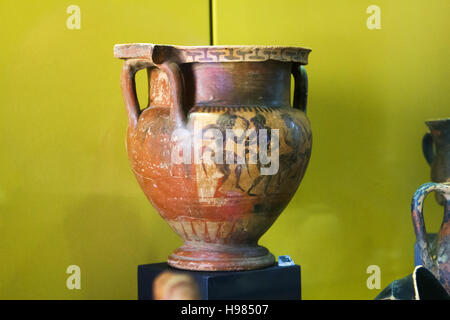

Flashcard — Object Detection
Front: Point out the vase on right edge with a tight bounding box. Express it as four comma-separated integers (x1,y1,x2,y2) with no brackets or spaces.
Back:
411,182,450,294
422,118,450,205
375,266,449,300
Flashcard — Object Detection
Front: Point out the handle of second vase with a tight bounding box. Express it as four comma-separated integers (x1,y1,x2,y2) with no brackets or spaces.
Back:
120,59,185,129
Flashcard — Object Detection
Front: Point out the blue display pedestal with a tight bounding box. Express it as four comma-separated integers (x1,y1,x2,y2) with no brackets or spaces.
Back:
138,262,301,300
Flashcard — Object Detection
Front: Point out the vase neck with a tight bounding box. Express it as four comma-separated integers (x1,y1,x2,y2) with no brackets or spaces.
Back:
180,61,292,109
427,119,450,149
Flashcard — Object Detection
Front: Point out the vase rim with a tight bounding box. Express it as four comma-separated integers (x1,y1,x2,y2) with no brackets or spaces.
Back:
425,117,450,125
114,43,311,64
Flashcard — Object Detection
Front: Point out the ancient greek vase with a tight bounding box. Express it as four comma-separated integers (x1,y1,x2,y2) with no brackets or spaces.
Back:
411,182,450,294
422,118,450,205
114,44,312,271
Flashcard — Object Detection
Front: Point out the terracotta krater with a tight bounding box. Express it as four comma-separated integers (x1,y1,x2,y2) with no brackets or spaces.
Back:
114,44,312,271
411,182,450,294
422,118,450,205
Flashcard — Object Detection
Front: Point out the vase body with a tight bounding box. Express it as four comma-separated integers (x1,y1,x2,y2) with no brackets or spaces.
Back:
114,44,312,271
411,182,450,294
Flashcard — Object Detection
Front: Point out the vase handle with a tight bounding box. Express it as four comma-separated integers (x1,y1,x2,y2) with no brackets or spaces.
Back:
422,132,434,165
120,59,185,129
411,182,450,265
292,63,308,114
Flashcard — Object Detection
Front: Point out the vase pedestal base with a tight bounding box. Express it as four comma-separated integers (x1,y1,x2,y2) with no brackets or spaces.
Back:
138,262,301,300
167,243,275,271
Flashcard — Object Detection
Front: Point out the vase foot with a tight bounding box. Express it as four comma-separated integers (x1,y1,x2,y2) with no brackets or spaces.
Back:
167,243,276,271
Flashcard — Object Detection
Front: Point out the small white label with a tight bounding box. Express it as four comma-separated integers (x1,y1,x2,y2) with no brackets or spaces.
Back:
278,255,295,267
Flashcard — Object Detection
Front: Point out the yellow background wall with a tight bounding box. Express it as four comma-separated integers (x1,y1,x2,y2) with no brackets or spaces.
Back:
0,0,449,299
